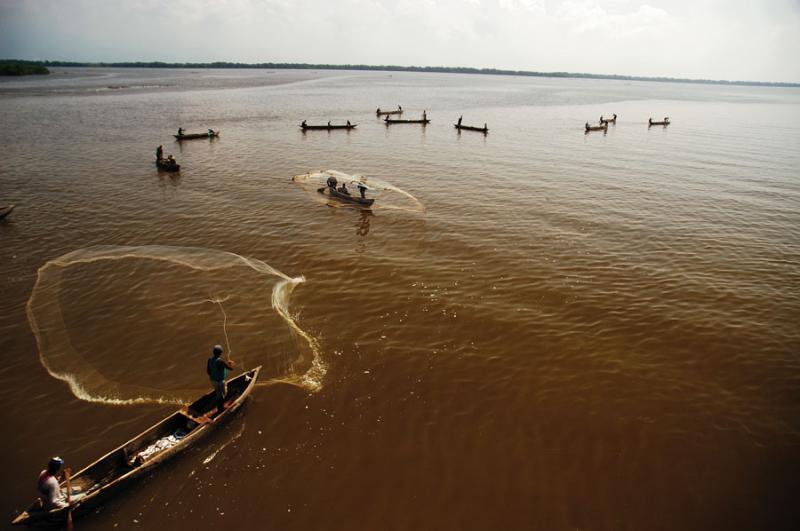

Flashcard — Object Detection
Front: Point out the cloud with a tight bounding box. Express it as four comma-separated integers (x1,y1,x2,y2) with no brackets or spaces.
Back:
0,0,797,82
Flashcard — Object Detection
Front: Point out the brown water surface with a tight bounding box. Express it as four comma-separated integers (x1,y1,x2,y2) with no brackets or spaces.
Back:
1,68,799,530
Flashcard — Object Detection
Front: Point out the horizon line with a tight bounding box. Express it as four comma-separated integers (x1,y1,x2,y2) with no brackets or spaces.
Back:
4,59,799,88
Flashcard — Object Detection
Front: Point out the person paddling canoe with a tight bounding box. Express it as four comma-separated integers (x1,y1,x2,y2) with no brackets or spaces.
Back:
156,145,163,161
207,345,236,414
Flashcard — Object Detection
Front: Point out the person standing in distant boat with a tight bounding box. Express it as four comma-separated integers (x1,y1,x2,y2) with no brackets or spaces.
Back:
423,110,427,121
207,345,235,414
327,174,338,189
357,183,367,199
156,145,163,161
328,120,331,127
398,105,402,111
301,120,307,128
37,457,68,510
208,128,214,136
177,127,184,136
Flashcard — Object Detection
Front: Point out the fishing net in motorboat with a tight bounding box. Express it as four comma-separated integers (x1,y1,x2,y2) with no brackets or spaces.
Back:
292,170,426,213
27,245,325,405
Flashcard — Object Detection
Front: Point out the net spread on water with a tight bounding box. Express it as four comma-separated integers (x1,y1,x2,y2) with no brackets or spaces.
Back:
27,245,325,405
292,170,426,213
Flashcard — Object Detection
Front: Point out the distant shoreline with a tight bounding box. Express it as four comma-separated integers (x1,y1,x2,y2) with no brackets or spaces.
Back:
0,61,49,76
4,59,799,88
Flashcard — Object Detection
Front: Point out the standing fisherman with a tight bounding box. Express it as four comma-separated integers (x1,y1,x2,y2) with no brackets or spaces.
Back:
156,145,163,161
207,345,236,414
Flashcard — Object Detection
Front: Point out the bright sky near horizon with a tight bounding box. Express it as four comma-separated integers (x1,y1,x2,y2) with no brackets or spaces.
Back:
1,0,798,83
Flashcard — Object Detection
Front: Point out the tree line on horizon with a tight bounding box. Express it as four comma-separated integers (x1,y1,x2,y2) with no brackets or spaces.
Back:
2,59,797,88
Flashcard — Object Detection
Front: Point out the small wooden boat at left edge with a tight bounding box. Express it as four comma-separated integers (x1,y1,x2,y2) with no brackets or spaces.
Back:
11,367,261,527
155,158,180,172
0,204,15,220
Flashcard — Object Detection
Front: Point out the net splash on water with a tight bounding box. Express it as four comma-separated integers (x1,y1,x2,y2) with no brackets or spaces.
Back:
292,170,426,213
26,245,326,405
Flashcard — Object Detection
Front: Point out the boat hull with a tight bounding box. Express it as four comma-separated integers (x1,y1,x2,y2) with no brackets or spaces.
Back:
318,186,374,207
155,159,180,172
0,205,14,220
11,368,261,527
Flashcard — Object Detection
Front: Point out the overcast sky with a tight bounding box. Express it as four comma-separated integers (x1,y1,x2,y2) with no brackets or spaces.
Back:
1,0,798,82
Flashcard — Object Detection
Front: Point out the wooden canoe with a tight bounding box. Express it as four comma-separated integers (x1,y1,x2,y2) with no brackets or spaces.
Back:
11,367,261,527
174,131,219,140
585,123,608,132
155,159,180,172
600,114,617,124
384,118,430,125
648,118,670,126
455,124,488,133
376,109,403,116
0,204,15,220
301,124,357,130
317,186,374,207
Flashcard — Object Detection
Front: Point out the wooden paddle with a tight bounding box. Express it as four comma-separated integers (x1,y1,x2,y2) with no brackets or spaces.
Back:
64,467,74,531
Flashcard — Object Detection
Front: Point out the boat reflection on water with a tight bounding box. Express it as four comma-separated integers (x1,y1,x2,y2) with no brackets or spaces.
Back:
356,210,371,237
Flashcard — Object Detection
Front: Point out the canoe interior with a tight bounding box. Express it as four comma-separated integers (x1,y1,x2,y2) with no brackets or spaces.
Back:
13,369,258,526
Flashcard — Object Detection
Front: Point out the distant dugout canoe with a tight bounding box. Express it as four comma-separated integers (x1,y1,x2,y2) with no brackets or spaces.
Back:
384,118,430,125
174,131,219,140
455,124,488,133
301,124,357,130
